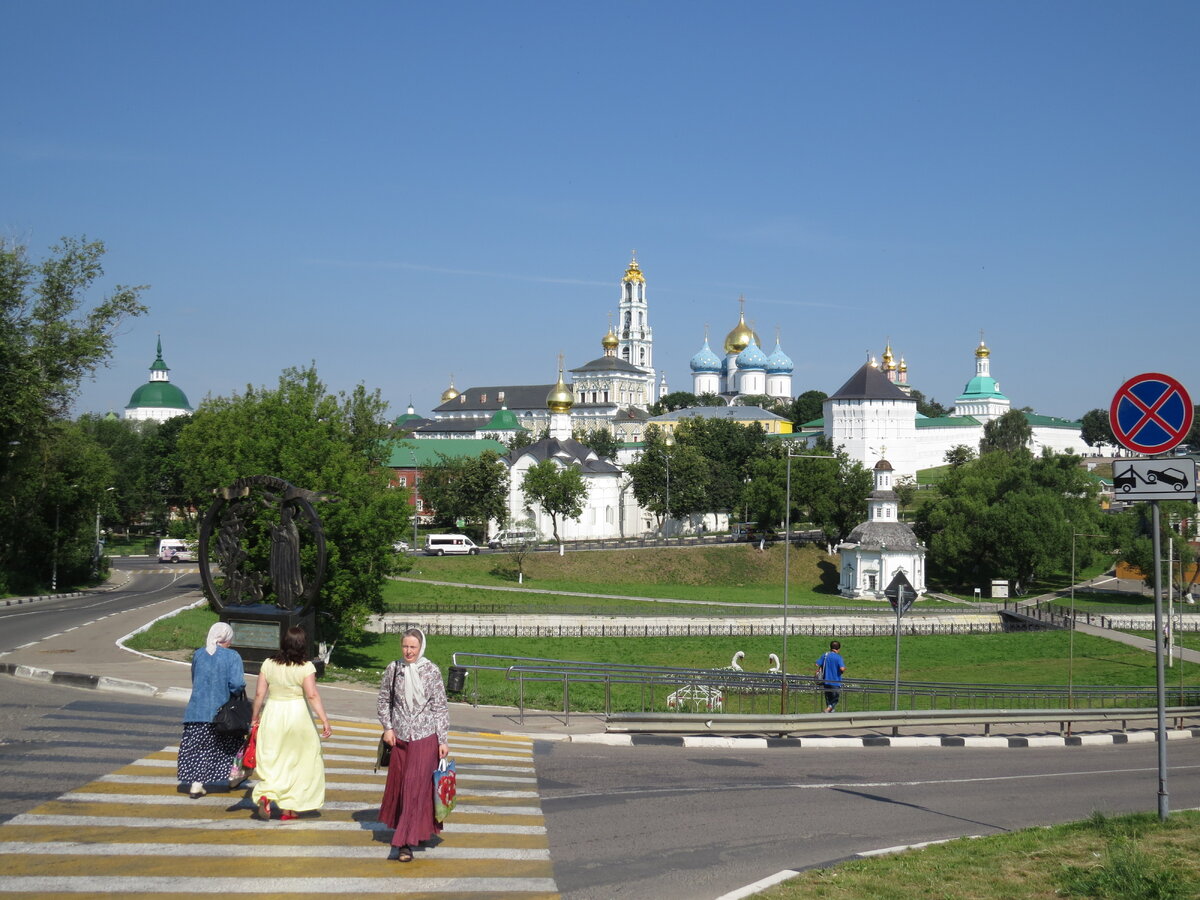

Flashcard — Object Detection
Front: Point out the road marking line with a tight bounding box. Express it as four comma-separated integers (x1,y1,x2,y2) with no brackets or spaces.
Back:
0,876,560,894
0,841,551,860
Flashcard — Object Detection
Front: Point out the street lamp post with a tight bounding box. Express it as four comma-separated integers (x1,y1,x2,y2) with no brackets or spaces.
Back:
410,447,420,550
94,487,115,578
781,449,837,713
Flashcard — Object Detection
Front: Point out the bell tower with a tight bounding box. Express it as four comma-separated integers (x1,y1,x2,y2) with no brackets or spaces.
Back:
617,252,653,374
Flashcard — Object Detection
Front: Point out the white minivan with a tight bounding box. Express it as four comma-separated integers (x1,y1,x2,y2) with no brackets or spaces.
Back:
423,534,480,556
488,529,536,549
157,539,197,563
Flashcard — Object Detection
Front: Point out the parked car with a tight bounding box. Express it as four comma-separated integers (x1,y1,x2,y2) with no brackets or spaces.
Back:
392,540,410,552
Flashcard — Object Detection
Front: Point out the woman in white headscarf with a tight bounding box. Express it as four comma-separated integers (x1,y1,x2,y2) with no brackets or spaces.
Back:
177,621,246,798
377,627,449,862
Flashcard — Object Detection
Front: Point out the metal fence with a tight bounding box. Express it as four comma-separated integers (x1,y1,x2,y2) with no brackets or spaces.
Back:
392,619,1008,638
448,652,1200,724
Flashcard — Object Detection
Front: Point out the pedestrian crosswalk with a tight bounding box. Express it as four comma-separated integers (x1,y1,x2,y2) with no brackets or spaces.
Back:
0,720,559,898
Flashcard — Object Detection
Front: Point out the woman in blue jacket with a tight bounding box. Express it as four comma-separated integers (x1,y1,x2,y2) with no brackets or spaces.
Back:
178,622,246,798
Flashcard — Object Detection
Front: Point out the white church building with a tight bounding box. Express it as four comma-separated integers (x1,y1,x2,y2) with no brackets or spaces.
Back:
805,339,1089,478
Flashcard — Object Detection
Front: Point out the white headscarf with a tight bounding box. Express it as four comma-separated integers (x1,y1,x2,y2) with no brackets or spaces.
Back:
399,627,428,709
205,622,234,656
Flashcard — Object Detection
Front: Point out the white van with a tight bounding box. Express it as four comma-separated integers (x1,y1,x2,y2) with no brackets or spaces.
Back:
488,529,536,549
423,534,479,556
158,539,197,563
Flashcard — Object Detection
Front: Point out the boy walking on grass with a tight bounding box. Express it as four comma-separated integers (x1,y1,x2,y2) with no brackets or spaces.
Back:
815,640,845,713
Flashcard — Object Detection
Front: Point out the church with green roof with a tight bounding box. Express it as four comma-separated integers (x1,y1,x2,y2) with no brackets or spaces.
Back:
123,337,193,422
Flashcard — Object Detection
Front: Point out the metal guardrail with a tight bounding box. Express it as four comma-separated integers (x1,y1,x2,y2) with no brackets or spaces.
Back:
606,706,1200,737
449,652,1200,725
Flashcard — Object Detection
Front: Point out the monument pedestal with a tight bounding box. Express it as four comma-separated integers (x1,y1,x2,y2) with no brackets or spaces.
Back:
221,605,321,676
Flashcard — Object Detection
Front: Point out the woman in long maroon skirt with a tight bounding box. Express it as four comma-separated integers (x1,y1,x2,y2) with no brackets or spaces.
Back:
377,627,449,862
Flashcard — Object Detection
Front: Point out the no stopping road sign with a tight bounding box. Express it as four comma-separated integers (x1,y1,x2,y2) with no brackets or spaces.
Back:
1110,373,1193,455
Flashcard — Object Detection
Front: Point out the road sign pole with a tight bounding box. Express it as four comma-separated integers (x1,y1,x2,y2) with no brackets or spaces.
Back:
1152,500,1169,822
892,586,903,710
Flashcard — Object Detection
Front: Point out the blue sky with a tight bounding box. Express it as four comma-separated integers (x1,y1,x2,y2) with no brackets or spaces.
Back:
4,2,1197,422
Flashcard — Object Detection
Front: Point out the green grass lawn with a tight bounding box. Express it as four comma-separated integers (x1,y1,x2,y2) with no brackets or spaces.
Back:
399,543,976,609
759,810,1200,900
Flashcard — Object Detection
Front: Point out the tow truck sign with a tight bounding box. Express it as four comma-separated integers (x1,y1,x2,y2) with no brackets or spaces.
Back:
1112,458,1197,501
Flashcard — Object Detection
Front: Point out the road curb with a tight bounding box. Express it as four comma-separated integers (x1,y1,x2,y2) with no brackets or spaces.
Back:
0,663,185,701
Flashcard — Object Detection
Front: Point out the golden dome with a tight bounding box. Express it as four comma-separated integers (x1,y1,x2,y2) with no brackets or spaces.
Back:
899,357,908,372
976,339,990,358
602,326,618,351
624,252,645,284
440,375,459,403
723,305,760,355
546,360,573,413
882,343,895,370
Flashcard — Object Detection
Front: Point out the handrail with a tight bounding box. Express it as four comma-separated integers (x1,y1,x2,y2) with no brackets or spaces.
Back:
606,706,1200,736
448,651,1199,723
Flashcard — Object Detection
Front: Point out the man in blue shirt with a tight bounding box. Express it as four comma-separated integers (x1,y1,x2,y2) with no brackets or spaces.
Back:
814,640,846,713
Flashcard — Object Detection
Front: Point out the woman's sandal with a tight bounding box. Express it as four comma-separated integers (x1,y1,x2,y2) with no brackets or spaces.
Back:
397,845,413,863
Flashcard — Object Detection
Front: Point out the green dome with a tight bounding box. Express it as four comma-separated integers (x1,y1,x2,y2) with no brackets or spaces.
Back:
956,376,1007,401
126,381,192,411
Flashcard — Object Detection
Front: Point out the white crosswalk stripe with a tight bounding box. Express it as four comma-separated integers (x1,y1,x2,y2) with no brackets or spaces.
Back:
0,725,559,898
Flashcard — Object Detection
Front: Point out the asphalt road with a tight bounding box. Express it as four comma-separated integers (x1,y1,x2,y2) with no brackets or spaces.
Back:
535,738,1200,899
0,560,199,653
0,678,182,823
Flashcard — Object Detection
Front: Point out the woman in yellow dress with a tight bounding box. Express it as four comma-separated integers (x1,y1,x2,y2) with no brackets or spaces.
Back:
250,626,332,821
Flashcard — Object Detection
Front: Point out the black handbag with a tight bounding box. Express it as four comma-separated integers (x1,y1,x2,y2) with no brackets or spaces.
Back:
213,688,253,735
375,660,400,772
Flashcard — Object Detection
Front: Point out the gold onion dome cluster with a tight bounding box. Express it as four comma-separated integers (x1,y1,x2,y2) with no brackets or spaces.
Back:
624,255,645,283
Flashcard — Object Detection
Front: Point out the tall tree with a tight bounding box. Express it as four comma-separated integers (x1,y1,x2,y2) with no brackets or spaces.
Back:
909,389,948,418
572,425,621,460
790,439,873,542
944,444,976,468
417,451,509,534
520,459,588,544
175,365,410,639
0,237,146,592
979,409,1033,455
1079,408,1115,451
626,428,710,531
787,390,827,427
673,416,768,514
915,449,1104,591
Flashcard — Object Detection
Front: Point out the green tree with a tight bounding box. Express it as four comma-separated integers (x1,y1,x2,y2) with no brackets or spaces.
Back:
910,389,948,418
572,425,621,460
673,416,769,515
787,390,827,427
417,450,509,535
944,444,977,468
979,409,1033,455
915,449,1104,592
0,237,147,591
790,439,873,542
626,428,710,532
649,391,700,415
893,474,918,517
1079,408,1115,451
520,459,588,544
742,451,789,531
175,365,410,639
